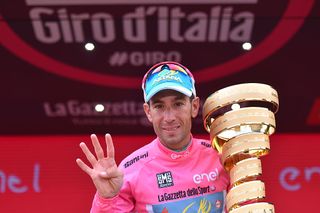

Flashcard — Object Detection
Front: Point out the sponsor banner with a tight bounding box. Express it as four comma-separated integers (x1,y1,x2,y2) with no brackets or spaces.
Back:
262,134,320,213
0,98,206,135
0,134,319,212
0,0,312,85
0,135,153,213
0,0,319,134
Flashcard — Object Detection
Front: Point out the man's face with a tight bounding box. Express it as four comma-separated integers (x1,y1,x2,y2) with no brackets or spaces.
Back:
143,90,200,150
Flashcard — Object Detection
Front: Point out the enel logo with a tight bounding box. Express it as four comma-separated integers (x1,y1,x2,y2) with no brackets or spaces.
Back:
0,163,41,193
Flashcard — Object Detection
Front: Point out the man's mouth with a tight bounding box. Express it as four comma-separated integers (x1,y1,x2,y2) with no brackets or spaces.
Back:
163,126,180,132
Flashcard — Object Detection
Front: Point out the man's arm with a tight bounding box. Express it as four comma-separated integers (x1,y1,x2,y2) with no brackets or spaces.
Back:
90,180,135,213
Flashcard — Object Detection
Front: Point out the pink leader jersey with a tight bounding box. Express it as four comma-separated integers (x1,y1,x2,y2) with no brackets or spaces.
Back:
91,137,229,213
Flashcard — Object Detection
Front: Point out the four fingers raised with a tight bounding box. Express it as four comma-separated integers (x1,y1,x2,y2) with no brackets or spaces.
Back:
77,133,116,170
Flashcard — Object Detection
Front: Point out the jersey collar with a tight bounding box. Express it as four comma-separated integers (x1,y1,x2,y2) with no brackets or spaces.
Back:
156,136,194,160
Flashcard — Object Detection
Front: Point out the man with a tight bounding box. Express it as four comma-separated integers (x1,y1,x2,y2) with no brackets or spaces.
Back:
76,61,229,212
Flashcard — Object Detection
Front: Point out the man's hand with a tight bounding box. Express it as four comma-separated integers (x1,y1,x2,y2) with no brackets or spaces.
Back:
76,134,123,198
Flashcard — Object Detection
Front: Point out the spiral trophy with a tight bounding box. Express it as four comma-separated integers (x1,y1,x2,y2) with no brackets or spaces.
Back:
202,83,279,213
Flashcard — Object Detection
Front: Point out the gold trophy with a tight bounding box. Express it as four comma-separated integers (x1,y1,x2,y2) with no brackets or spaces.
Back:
202,83,279,213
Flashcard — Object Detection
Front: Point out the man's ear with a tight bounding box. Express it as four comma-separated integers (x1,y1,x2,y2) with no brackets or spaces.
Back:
143,103,153,122
191,97,200,118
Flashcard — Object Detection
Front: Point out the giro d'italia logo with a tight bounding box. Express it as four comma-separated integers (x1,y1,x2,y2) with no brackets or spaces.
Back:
0,0,314,88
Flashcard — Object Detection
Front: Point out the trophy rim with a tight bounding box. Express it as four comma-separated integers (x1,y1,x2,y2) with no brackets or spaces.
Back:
202,83,279,132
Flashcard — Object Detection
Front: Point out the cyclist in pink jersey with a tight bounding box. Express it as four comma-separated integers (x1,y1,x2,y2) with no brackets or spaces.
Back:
76,61,230,212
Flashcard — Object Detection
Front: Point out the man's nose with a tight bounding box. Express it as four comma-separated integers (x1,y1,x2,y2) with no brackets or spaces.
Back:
163,108,175,122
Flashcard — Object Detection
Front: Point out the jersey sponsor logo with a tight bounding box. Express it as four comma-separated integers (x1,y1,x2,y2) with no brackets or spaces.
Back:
123,151,148,168
157,185,216,203
193,168,219,184
157,190,187,202
200,141,211,148
156,171,174,188
150,192,224,213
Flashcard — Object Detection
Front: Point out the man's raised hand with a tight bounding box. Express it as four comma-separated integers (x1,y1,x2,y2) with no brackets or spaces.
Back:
76,134,123,198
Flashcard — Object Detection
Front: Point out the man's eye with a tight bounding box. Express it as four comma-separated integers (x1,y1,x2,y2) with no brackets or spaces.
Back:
154,104,163,109
175,102,184,107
